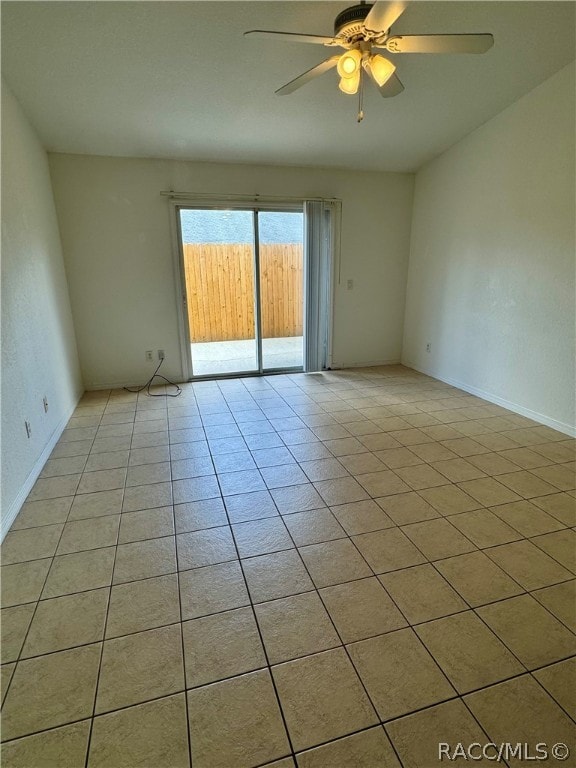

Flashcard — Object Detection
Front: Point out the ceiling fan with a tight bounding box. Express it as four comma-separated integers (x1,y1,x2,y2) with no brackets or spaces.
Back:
245,1,494,120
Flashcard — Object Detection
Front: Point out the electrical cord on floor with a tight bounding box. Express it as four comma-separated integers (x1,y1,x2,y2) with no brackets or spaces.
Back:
124,357,182,397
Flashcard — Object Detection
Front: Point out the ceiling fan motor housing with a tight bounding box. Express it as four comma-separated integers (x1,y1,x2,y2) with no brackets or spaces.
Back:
334,4,372,38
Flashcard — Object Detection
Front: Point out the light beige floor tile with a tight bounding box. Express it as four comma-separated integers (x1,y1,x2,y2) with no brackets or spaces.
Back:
271,484,325,514
118,506,174,543
532,493,576,526
51,438,93,459
57,515,119,555
418,485,481,515
499,446,553,469
313,477,369,506
77,468,126,495
40,455,88,478
401,518,476,561
42,547,115,599
299,538,372,587
96,624,184,712
89,693,190,768
532,579,576,632
322,437,368,457
496,470,561,499
376,492,440,525
175,499,228,532
1,662,16,705
179,560,249,619
106,572,180,637
1,720,91,768
10,497,73,531
232,517,293,558
457,478,522,507
122,481,173,512
224,490,279,523
255,592,340,663
188,670,290,768
441,437,490,457
27,474,81,502
22,588,108,658
491,499,564,537
1,559,52,607
394,464,450,490
86,450,130,472
448,508,522,548
409,443,459,463
477,594,576,669
531,463,576,491
353,527,427,574
415,610,524,693
330,499,395,534
1,524,63,565
300,458,349,482
431,457,488,482
435,551,524,606
283,508,346,546
128,445,170,466
533,658,576,720
337,453,386,475
531,529,576,572
296,727,401,768
464,675,575,766
532,441,576,463
320,576,407,642
1,604,35,663
465,452,523,476
125,461,171,487
113,536,176,583
242,549,314,603
68,489,123,521
183,606,266,686
356,470,411,498
388,429,434,446
374,447,423,469
273,647,378,751
2,644,100,741
386,699,491,768
381,564,467,624
348,628,455,720
485,540,573,590
177,526,237,569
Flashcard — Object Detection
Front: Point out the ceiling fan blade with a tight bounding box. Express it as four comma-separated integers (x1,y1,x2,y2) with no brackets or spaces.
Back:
244,30,340,46
376,72,405,97
363,2,408,33
275,55,340,95
384,33,494,54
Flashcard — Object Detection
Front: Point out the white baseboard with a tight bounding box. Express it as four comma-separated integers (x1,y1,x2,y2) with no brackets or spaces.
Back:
330,358,401,370
1,396,83,540
404,361,576,438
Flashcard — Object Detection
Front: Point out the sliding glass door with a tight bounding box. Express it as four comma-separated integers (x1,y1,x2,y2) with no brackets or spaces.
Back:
177,206,304,378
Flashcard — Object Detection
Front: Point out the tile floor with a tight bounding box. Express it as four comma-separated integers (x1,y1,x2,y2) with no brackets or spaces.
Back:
1,365,575,767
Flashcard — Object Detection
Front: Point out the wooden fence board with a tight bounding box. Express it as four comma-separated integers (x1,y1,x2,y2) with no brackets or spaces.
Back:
183,243,303,342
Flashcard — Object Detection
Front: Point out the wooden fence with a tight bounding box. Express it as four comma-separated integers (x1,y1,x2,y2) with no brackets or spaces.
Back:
183,243,303,342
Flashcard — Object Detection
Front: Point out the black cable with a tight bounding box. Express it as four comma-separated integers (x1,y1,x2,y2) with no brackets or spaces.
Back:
124,357,182,397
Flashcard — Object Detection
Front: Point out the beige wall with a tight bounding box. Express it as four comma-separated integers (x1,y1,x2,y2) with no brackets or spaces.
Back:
402,63,575,434
1,81,83,533
48,155,414,388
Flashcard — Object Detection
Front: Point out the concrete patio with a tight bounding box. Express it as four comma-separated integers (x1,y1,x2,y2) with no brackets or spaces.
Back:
190,336,303,376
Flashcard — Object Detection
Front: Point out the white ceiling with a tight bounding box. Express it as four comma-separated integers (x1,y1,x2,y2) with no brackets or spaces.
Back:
2,1,574,172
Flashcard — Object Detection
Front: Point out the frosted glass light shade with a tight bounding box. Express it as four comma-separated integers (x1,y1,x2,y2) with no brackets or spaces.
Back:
367,54,395,86
338,70,360,94
337,49,361,78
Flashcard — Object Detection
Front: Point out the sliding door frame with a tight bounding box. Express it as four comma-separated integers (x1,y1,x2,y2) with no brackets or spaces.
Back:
169,198,308,381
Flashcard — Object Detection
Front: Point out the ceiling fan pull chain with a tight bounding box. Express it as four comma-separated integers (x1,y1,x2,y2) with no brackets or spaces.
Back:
357,68,365,123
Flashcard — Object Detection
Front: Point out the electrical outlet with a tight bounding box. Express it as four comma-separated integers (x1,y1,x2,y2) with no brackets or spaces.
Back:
145,350,153,362
43,396,49,413
25,420,32,438
426,343,432,353
158,349,165,360
347,279,354,290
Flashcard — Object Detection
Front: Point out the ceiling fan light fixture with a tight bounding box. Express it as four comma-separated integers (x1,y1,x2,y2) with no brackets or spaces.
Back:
366,54,396,86
338,69,360,94
337,48,361,78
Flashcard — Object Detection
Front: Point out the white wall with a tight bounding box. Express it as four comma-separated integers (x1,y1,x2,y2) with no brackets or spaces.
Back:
402,63,575,434
1,81,83,533
48,155,414,387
